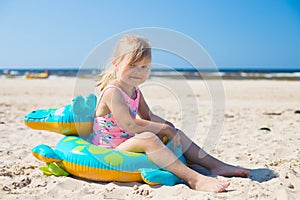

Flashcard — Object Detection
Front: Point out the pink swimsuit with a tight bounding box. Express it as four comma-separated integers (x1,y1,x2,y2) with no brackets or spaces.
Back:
91,85,140,148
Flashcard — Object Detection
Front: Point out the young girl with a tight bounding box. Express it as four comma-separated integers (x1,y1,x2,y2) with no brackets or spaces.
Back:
92,35,249,192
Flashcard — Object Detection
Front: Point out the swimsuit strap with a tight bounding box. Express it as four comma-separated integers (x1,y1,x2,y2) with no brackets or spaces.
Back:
95,85,140,113
105,85,139,101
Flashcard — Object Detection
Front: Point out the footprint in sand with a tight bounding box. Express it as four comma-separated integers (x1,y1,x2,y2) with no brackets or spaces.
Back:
132,184,152,197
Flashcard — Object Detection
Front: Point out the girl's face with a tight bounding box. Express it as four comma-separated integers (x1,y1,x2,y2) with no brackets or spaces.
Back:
116,57,151,87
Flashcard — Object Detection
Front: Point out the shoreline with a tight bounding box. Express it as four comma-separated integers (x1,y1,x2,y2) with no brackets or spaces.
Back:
1,68,300,81
1,73,300,81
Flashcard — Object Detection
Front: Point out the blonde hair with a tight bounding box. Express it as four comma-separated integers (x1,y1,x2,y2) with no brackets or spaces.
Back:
97,35,151,91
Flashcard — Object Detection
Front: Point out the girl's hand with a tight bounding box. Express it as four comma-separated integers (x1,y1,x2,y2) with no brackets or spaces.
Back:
170,132,181,150
165,120,175,128
163,125,181,149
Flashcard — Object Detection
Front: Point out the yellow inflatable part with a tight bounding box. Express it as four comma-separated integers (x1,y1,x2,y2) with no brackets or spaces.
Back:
25,121,93,136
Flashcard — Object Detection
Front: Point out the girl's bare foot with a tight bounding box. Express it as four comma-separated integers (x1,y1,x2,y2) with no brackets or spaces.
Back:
210,163,250,178
189,174,230,193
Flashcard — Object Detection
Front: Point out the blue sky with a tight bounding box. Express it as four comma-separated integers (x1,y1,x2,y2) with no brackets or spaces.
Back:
0,0,300,68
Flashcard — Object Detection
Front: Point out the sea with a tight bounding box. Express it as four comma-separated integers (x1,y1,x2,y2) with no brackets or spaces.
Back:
1,66,300,80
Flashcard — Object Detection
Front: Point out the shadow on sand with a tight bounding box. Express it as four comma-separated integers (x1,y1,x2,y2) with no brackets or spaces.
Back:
248,168,278,183
189,165,278,183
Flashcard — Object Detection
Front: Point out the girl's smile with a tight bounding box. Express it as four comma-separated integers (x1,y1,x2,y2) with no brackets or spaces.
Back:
129,76,142,80
117,58,151,87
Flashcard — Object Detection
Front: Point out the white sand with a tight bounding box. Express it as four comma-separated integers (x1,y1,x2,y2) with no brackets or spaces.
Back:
0,77,299,199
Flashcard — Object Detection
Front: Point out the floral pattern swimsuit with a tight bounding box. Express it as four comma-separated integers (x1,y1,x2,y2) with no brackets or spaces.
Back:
91,85,140,148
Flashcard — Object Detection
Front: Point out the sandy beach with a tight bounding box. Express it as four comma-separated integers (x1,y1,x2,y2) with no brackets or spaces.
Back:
0,77,299,199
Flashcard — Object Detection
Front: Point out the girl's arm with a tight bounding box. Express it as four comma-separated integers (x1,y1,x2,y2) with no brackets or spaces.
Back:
102,88,175,135
138,92,175,128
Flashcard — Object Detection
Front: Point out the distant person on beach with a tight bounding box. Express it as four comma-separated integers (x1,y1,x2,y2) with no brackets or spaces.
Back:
92,34,249,192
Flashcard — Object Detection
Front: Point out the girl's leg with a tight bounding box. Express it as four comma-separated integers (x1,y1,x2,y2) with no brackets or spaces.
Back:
176,129,250,178
116,132,229,192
